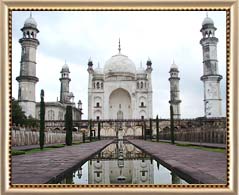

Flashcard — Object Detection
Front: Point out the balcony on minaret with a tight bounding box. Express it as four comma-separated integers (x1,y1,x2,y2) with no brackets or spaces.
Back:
20,13,40,45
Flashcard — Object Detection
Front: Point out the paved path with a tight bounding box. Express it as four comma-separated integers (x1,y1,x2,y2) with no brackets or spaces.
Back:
128,139,227,184
158,139,226,149
12,139,114,184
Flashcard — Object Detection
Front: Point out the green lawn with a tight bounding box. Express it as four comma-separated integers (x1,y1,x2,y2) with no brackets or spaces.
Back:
11,141,101,156
175,143,225,153
12,143,66,156
150,140,225,153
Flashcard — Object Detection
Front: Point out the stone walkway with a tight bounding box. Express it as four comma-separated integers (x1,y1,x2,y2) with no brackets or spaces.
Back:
128,139,227,184
12,139,114,184
158,139,226,149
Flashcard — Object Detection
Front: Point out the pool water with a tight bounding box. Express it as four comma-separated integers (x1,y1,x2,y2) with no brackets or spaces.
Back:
58,141,188,184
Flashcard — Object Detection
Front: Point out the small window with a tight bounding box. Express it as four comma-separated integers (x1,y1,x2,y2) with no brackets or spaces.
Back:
96,102,100,107
119,104,121,109
96,116,100,120
141,116,144,120
141,102,144,107
96,172,100,177
97,82,100,89
142,171,145,176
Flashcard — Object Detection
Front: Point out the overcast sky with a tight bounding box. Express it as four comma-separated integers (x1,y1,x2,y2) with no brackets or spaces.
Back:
12,11,226,119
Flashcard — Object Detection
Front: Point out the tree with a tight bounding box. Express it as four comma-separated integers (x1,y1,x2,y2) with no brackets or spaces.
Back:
97,121,101,140
39,90,45,150
149,118,152,140
170,105,175,144
25,115,39,127
156,115,159,142
12,98,26,126
65,105,73,146
88,119,93,142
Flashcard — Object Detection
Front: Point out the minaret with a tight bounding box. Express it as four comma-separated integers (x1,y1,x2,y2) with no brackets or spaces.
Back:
169,61,181,119
16,13,39,117
200,14,222,118
59,62,71,104
87,58,94,119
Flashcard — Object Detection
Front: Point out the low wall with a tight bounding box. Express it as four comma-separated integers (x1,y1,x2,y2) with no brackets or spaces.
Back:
158,128,226,144
11,127,82,146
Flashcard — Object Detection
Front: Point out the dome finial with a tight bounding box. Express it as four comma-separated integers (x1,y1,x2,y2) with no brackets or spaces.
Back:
30,11,32,18
171,59,178,69
206,11,208,18
118,38,121,54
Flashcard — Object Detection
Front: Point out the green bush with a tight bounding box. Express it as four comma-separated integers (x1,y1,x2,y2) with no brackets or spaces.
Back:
65,106,73,146
39,90,45,150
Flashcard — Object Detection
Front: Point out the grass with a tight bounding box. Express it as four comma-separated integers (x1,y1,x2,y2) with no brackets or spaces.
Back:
151,139,171,144
12,150,26,156
176,143,225,153
150,140,225,153
45,144,65,148
24,148,54,155
11,140,100,156
72,141,81,145
12,144,65,156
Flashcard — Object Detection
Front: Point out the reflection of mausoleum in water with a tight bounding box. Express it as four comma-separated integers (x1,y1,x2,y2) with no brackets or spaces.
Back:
88,142,154,184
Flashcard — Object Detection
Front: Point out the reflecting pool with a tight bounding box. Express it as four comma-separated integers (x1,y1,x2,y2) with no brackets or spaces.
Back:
58,141,188,184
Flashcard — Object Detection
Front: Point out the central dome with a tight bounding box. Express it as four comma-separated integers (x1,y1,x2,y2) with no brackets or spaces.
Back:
104,53,136,75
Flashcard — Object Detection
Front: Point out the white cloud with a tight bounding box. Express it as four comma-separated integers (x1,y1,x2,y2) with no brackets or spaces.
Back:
12,11,226,119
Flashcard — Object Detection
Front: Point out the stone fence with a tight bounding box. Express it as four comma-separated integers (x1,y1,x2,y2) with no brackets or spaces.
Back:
11,127,82,146
158,127,226,144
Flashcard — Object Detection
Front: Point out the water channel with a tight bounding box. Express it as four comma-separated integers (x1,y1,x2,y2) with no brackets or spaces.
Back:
57,141,188,184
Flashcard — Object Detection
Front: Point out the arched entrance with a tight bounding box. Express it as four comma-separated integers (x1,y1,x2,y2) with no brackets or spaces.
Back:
109,88,132,119
117,110,123,120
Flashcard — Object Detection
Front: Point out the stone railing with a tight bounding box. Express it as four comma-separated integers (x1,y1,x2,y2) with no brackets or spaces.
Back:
11,126,82,146
158,127,226,144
